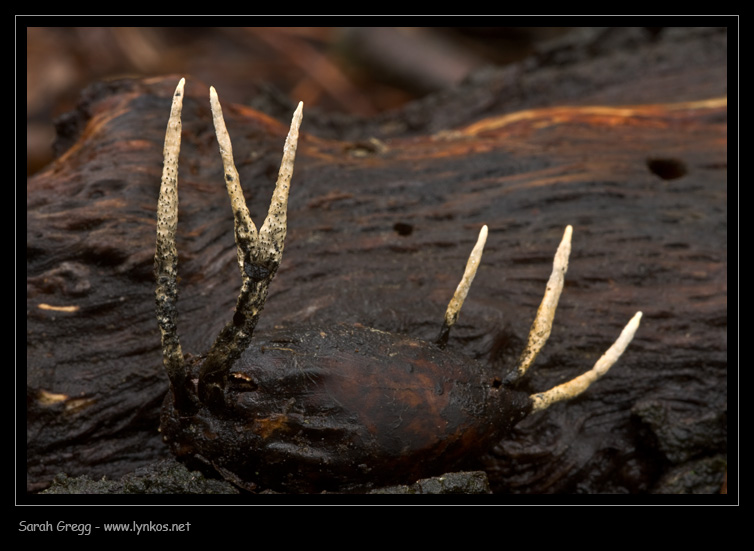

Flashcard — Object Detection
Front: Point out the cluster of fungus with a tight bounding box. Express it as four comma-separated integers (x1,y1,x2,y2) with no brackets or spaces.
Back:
154,78,642,493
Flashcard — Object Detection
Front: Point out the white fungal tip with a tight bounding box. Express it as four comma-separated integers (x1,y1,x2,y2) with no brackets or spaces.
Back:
513,225,573,379
289,101,304,136
442,224,488,330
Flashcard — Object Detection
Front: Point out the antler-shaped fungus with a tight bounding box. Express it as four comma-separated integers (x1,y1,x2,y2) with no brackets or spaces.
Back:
156,77,640,419
154,78,303,409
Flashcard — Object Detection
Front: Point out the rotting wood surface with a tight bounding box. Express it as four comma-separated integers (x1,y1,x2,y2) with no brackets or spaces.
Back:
26,28,728,494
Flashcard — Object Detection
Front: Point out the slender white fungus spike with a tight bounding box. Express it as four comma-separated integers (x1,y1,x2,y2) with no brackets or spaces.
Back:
155,78,185,383
436,225,487,348
514,225,572,379
444,225,488,329
258,101,304,266
209,86,257,275
530,311,643,412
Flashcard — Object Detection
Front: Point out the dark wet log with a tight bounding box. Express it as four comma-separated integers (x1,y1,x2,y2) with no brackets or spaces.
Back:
26,27,727,494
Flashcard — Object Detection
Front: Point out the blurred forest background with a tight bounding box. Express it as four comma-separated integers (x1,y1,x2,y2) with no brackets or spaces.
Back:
26,26,574,176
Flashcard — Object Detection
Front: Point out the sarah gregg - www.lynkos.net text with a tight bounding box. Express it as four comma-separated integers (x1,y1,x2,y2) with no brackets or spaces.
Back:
19,520,191,535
